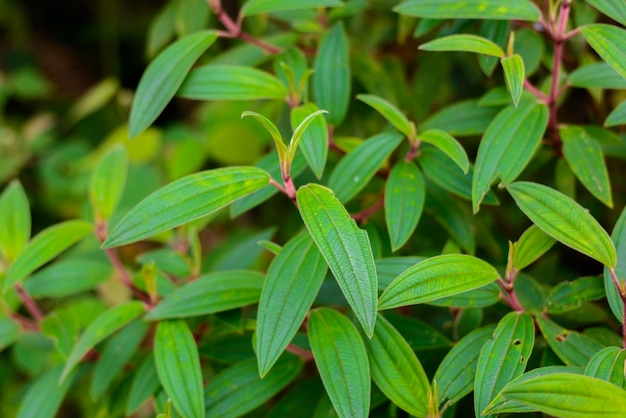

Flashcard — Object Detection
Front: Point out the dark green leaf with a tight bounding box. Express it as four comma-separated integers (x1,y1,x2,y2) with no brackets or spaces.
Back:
473,102,549,213
375,256,427,290
309,308,370,418
17,365,77,418
256,233,327,377
357,94,413,137
145,270,264,320
419,99,501,136
154,320,204,418
137,249,191,278
0,318,20,351
513,225,557,270
0,179,30,262
61,301,145,381
536,316,603,367
546,276,606,314
585,0,626,26
478,20,510,76
430,282,501,308
560,125,612,207
241,0,344,16
328,131,403,203
291,103,328,179
127,353,161,415
568,62,626,89
394,0,541,21
385,161,425,251
313,23,350,125
129,31,218,137
23,260,111,298
90,145,128,222
383,311,452,350
420,34,504,57
178,65,287,101
507,181,617,267
580,24,626,79
297,184,378,337
605,99,626,127
474,312,535,418
4,220,93,291
378,254,499,310
104,167,270,248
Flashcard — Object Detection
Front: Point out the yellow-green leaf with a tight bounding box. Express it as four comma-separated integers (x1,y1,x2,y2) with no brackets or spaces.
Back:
420,34,504,57
394,0,541,21
501,54,525,106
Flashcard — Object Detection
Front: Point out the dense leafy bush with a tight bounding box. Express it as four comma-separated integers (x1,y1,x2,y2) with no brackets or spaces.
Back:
1,0,626,416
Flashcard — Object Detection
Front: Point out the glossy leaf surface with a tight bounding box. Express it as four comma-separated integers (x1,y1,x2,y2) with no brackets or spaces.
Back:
104,167,270,248
385,161,425,251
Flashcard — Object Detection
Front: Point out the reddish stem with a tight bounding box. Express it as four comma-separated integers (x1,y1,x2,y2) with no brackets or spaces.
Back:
523,79,549,102
10,313,39,332
286,343,314,361
15,283,44,322
104,248,152,305
351,198,384,223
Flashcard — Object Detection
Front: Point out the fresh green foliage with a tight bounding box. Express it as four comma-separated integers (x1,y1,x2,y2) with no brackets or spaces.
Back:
2,0,626,416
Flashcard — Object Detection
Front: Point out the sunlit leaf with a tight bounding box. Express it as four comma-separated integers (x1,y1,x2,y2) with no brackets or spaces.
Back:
385,161,425,251
0,180,31,262
420,34,504,57
104,167,270,248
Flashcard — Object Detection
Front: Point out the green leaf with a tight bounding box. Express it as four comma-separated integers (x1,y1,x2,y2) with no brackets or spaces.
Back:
297,184,378,337
605,205,626,322
90,145,128,222
328,132,403,203
0,180,30,262
513,225,557,270
241,0,344,16
0,318,20,352
308,308,370,418
378,254,499,310
178,65,287,101
501,54,525,107
362,315,430,417
357,94,413,137
568,62,626,89
385,161,425,251
17,365,77,418
103,167,270,248
425,183,475,254
585,346,626,389
546,276,606,314
560,125,612,207
434,324,496,407
606,99,626,127
291,103,328,179
154,320,204,418
61,301,145,381
420,34,504,57
430,282,501,308
288,109,328,163
536,316,603,367
313,23,350,126
507,181,617,267
4,220,93,291
129,31,218,138
145,270,264,320
375,256,427,289
127,353,160,415
384,311,452,350
580,24,626,79
472,102,549,213
91,319,148,399
420,99,501,137
205,355,303,417
22,259,110,298
241,111,289,167
394,0,541,21
478,20,510,76
585,0,626,26
418,130,469,173
256,234,327,377
474,312,535,418
484,373,626,417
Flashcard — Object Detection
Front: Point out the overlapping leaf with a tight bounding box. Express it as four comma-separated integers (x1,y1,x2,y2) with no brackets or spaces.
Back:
585,346,626,389
536,316,603,367
291,103,328,178
385,161,425,251
513,225,556,270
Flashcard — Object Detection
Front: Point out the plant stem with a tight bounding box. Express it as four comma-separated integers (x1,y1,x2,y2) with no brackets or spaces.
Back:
9,313,39,332
15,283,44,321
404,140,421,163
609,268,626,349
104,248,152,305
351,198,384,223
286,343,314,361
523,79,549,102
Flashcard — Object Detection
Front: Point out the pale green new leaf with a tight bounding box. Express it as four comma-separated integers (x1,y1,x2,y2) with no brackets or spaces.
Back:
605,205,626,322
90,145,128,222
560,125,612,207
145,270,264,320
17,365,77,418
4,220,92,291
129,31,218,137
291,103,328,178
472,102,549,213
507,181,616,267
394,0,541,21
536,316,603,367
434,325,496,406
513,225,556,270
474,312,535,418
385,161,425,251
61,301,145,382
178,65,287,101
289,109,328,163
378,254,499,310
420,34,504,57
154,320,204,418
241,111,288,166
328,132,403,204
297,184,378,337
501,54,525,107
419,130,469,173
103,167,270,248
586,0,626,26
363,315,430,417
357,94,413,137
313,23,350,126
605,99,626,127
585,346,626,389
256,234,327,377
580,24,626,79
484,373,626,417
0,179,30,262
309,308,370,418
241,0,344,16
